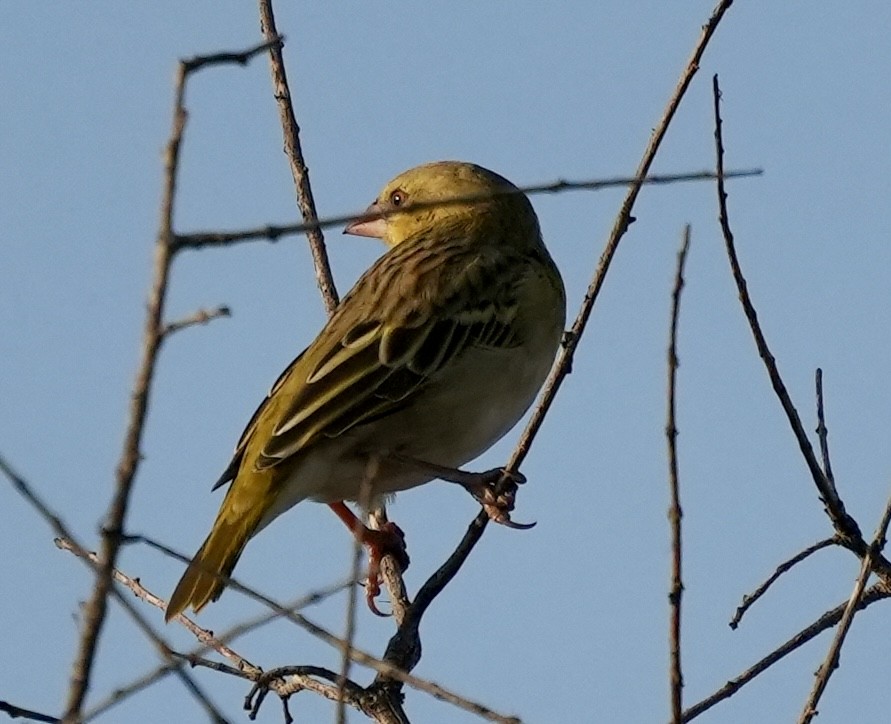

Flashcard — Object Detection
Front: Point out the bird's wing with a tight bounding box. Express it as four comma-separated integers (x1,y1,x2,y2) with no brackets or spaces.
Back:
210,349,307,490
236,241,526,473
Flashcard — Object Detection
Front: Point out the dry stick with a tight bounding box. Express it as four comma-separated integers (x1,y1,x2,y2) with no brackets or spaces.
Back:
172,169,761,252
0,456,230,724
0,701,60,723
79,566,351,723
729,371,843,628
710,75,883,572
129,534,511,724
337,473,375,724
54,538,260,677
667,226,691,724
56,533,361,724
505,0,736,479
798,491,891,724
58,39,277,724
682,582,891,721
161,305,231,338
729,537,839,629
245,666,364,723
814,368,837,493
257,0,339,315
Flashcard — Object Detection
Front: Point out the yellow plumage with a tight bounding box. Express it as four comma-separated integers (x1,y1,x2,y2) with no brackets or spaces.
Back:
166,161,565,621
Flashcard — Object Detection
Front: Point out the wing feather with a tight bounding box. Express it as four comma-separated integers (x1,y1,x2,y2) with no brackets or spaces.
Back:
217,238,528,480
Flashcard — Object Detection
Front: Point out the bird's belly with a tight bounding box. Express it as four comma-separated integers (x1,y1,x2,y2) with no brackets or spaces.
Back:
332,340,555,499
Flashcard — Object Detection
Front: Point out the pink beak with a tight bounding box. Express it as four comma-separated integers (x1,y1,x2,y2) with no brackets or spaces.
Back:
344,201,387,239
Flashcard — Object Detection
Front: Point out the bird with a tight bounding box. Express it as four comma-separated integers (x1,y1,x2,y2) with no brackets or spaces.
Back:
165,161,566,621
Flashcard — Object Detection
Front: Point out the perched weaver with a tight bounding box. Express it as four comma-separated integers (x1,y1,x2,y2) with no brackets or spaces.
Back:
166,161,566,620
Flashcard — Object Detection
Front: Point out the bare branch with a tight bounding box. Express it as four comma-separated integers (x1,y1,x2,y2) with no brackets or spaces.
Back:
729,537,839,629
54,537,259,676
814,368,837,493
127,533,512,721
258,0,339,314
710,75,891,579
337,475,375,724
181,36,283,74
504,0,738,480
247,666,364,722
683,583,891,721
0,457,229,723
161,305,231,339
56,40,275,722
0,701,60,723
798,490,891,723
81,570,350,723
172,168,761,252
667,225,691,723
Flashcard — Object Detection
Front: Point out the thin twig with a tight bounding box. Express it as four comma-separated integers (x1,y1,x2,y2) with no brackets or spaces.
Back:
54,538,259,675
60,40,272,723
172,168,761,252
337,473,375,723
504,0,738,480
682,583,891,721
247,666,364,721
667,225,691,723
257,0,339,314
814,368,837,493
0,701,60,723
128,533,512,721
730,537,838,629
161,305,231,339
798,490,891,723
375,511,489,685
181,37,283,74
710,76,890,578
81,570,349,723
0,457,229,723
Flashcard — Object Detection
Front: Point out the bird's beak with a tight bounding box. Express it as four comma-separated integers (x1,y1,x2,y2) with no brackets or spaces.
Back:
343,201,387,239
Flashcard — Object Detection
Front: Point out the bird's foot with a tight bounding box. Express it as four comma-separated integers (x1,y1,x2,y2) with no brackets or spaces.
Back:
462,468,536,530
359,521,409,616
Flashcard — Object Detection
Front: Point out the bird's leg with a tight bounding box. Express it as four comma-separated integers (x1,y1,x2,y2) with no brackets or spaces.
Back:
328,501,409,616
387,455,535,530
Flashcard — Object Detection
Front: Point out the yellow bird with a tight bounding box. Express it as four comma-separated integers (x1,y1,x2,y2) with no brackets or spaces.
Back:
166,161,566,620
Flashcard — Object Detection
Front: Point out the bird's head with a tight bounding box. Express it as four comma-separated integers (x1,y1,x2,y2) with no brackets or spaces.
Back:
344,161,539,249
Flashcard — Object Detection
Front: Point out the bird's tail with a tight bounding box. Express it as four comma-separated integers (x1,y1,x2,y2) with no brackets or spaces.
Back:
165,503,261,622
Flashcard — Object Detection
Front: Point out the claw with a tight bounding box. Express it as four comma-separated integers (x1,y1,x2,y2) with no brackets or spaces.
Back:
359,521,409,616
498,518,537,530
465,468,536,530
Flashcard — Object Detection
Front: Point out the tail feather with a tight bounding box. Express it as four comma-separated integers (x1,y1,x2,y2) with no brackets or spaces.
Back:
165,510,258,621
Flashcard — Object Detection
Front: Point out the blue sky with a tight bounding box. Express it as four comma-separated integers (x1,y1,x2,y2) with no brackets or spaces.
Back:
3,2,891,722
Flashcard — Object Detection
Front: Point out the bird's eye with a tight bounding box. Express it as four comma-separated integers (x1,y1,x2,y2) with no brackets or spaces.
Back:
389,189,407,207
